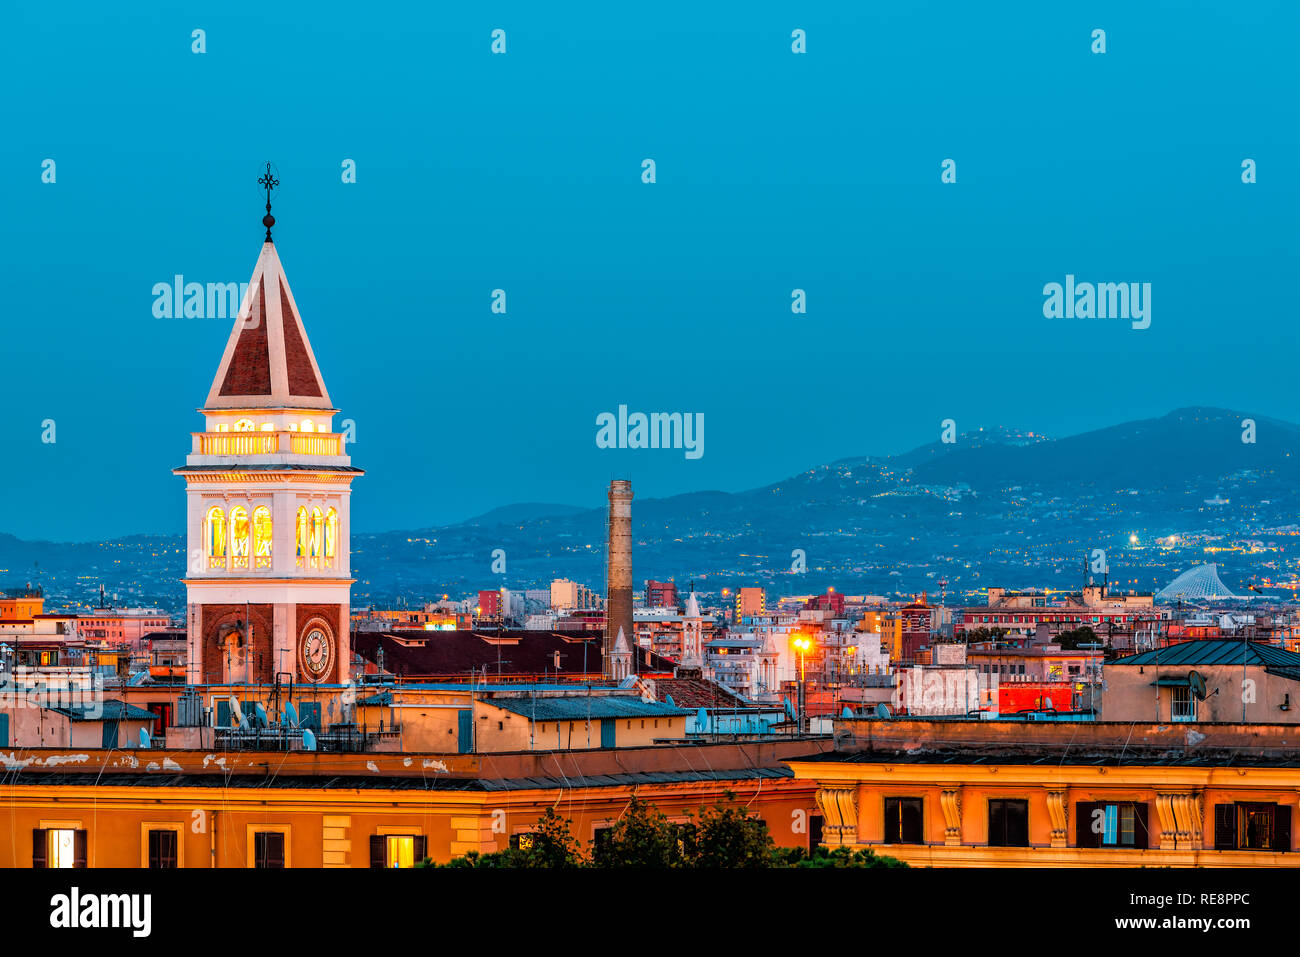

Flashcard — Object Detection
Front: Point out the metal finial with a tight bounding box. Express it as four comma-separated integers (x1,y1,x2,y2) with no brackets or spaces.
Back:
258,162,280,242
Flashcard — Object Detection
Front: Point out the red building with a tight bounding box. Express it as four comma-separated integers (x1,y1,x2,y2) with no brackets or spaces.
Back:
807,591,845,617
644,580,679,609
477,590,501,620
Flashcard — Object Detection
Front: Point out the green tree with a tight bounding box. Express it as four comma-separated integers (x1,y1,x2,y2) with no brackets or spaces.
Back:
772,845,908,868
434,806,584,868
1055,626,1098,650
692,795,774,869
592,797,684,868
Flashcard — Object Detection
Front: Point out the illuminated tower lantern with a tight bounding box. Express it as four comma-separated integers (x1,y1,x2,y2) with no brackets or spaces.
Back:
175,166,362,687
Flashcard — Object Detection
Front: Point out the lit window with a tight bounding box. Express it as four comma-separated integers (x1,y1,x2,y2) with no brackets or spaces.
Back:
295,507,308,566
308,504,321,556
253,506,273,568
215,423,229,433
234,418,254,432
386,836,414,868
230,507,250,567
300,420,314,433
48,829,77,868
325,508,338,559
205,506,226,563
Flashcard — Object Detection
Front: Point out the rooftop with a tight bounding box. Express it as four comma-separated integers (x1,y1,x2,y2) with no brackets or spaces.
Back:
1111,639,1300,668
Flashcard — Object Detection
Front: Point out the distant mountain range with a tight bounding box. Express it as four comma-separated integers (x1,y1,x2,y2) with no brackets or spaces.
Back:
4,408,1296,611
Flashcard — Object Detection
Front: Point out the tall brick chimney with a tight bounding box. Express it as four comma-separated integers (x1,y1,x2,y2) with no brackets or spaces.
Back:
605,479,634,677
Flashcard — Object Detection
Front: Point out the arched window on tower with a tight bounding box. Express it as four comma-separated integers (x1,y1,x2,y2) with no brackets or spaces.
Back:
205,506,226,569
310,506,324,567
295,506,308,568
253,506,273,569
230,506,250,568
325,508,338,563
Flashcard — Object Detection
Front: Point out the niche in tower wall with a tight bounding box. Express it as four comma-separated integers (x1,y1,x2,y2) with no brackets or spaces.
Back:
202,604,275,684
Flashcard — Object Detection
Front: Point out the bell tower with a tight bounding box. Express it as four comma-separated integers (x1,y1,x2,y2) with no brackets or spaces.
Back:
175,166,362,687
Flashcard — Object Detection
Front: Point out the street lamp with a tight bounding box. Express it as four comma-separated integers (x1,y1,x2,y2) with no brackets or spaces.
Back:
793,635,811,733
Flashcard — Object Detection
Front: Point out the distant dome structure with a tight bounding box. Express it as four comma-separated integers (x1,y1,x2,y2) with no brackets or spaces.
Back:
1155,564,1249,602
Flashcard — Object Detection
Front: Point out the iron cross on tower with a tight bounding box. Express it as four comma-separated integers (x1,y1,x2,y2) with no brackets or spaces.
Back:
258,162,279,241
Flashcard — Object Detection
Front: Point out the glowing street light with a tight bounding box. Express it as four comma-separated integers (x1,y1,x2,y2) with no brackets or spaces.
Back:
792,634,812,732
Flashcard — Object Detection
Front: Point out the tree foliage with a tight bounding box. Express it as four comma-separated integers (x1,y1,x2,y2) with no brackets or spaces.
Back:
432,795,908,869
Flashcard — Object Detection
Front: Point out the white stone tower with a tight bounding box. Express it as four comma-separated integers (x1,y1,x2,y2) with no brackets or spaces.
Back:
175,177,361,687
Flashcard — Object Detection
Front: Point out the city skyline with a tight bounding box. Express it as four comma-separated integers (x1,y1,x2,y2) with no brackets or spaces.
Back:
5,2,1298,541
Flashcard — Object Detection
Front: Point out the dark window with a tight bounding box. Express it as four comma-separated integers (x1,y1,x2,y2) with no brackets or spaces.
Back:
148,829,178,868
1215,803,1291,851
808,812,824,850
988,799,1029,847
253,831,285,868
1075,802,1149,849
884,798,924,844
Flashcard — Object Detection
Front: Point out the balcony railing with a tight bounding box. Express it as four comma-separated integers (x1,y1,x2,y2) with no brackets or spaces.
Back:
194,431,343,457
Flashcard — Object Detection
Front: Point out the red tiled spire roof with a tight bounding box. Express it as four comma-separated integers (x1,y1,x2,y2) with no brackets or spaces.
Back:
204,242,333,410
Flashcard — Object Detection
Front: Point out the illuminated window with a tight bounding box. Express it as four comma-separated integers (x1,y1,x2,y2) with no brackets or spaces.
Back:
205,507,226,565
230,507,250,567
387,836,413,868
311,506,324,558
300,420,314,433
215,423,230,432
325,508,338,559
253,506,273,568
295,507,308,567
288,423,298,431
47,829,78,868
233,418,255,432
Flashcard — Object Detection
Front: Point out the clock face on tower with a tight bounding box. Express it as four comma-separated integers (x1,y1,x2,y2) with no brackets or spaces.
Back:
298,621,335,682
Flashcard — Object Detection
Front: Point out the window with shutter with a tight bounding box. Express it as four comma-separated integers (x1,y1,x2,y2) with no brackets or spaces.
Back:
73,830,87,868
369,835,385,868
1075,802,1099,848
1133,803,1150,851
32,829,46,869
413,835,427,864
1214,804,1236,850
1275,805,1291,852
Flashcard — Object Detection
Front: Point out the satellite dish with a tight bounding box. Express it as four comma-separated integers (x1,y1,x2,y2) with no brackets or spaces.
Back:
665,694,676,708
842,706,854,719
254,703,268,729
695,707,709,731
875,703,892,719
1189,670,1208,701
302,728,317,751
1044,696,1055,711
283,701,299,728
138,728,151,749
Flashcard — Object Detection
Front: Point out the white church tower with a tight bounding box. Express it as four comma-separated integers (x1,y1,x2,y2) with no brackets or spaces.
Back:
681,586,704,668
175,167,361,687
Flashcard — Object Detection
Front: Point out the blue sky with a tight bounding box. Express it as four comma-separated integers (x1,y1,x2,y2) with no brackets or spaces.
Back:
3,0,1296,541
